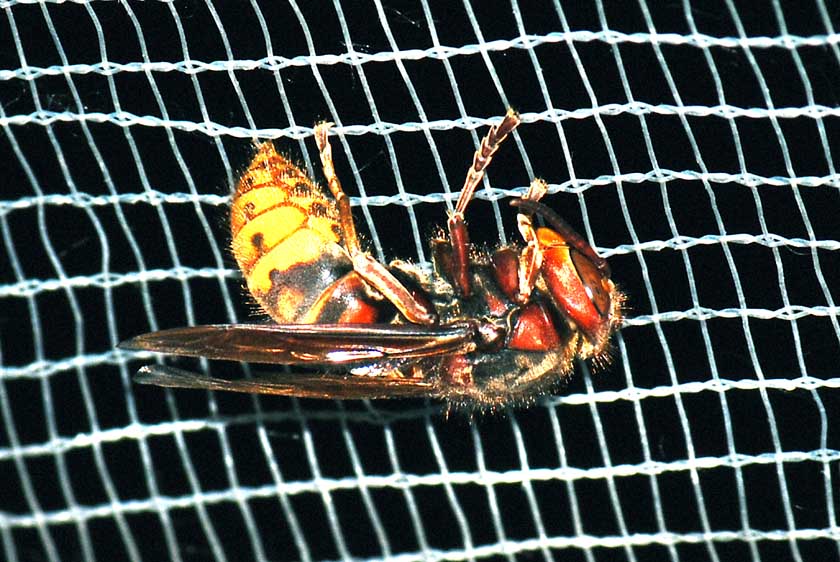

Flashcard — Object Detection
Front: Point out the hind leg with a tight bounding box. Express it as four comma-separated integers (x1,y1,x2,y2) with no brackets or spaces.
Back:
314,123,437,324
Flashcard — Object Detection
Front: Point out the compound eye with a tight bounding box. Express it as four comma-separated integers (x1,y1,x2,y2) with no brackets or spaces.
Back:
570,250,611,319
537,226,614,341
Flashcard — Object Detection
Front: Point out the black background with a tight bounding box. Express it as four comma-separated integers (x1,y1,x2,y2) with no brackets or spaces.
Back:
1,1,839,561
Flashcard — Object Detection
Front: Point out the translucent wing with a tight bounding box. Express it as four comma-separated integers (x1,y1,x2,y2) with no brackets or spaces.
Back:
119,322,474,364
134,364,438,399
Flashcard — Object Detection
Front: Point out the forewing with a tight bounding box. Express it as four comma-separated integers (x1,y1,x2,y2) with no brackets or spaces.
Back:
119,322,473,365
134,365,438,400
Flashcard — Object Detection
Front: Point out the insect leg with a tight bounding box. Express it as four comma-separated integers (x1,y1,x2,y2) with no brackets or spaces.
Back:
447,109,521,296
314,121,362,254
516,178,548,300
314,122,437,325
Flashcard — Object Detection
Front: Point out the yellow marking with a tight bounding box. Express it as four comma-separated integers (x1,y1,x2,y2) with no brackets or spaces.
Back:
257,285,306,324
235,143,308,192
232,143,339,235
231,141,348,322
307,214,341,242
537,227,566,247
231,205,308,274
230,186,289,237
236,143,306,192
247,228,340,294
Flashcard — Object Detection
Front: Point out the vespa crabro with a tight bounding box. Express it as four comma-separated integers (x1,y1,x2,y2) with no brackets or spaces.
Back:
120,110,624,411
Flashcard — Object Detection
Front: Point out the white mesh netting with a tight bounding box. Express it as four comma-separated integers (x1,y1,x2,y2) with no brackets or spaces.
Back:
1,1,839,561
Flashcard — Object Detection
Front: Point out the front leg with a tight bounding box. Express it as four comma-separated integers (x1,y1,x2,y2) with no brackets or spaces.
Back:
447,109,521,296
515,178,549,301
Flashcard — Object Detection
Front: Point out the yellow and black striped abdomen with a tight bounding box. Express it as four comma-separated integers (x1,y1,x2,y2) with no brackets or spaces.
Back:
230,142,351,323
